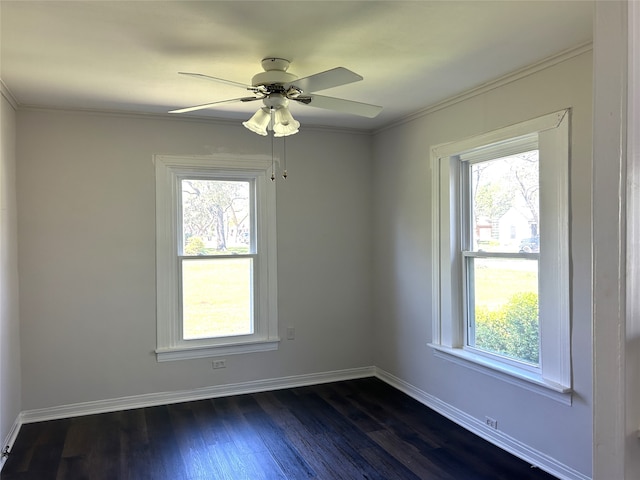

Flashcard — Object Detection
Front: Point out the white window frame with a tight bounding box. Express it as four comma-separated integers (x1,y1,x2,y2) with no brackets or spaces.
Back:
155,155,278,361
461,135,540,370
429,110,571,403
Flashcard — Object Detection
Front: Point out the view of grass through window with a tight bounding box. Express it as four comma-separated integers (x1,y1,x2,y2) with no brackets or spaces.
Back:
468,150,540,365
180,179,253,340
182,259,252,339
471,258,539,364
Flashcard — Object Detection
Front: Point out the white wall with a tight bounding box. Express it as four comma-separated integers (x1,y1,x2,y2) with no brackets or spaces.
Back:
16,110,374,410
0,92,21,446
372,50,593,477
592,2,628,477
626,4,640,477
592,2,640,479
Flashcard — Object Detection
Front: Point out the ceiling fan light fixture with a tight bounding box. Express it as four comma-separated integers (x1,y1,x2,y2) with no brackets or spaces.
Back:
273,107,300,137
274,126,299,137
242,107,271,135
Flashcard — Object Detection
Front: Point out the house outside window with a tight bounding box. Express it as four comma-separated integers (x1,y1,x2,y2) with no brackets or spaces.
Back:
430,110,571,401
155,155,278,361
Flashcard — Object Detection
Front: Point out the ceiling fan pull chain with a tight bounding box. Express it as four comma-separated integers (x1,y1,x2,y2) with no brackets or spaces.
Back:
270,133,276,181
283,135,288,179
270,109,276,181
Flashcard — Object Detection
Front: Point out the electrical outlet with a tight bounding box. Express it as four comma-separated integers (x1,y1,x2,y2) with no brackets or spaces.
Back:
485,416,498,429
212,359,226,369
286,327,295,340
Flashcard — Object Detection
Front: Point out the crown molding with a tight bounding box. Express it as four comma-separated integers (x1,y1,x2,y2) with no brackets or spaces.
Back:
15,103,373,137
375,41,593,135
0,79,19,110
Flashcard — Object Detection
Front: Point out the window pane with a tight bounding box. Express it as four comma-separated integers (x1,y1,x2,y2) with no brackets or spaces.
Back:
182,258,252,339
470,151,539,253
468,257,539,365
181,179,251,256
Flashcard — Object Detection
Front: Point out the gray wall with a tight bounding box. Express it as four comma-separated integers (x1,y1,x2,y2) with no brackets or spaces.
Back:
371,51,593,476
16,111,374,410
0,93,20,446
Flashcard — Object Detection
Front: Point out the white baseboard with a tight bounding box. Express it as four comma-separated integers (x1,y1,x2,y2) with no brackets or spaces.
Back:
374,367,591,480
1,412,23,472
7,366,589,480
20,366,375,424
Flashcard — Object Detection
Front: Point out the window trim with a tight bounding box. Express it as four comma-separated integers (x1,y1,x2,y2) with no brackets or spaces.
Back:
429,110,571,399
154,154,278,362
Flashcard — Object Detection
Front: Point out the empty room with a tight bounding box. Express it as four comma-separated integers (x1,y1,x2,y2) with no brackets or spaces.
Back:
1,1,638,479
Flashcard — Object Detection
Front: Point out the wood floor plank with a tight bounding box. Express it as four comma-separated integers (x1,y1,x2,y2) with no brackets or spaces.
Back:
241,402,315,478
54,455,90,480
274,387,421,480
189,399,232,447
1,422,40,473
254,391,369,479
166,402,220,480
8,419,71,480
114,408,150,480
87,413,123,480
366,429,456,480
334,379,448,449
2,378,559,480
208,440,286,480
142,405,189,480
209,395,293,479
316,380,454,478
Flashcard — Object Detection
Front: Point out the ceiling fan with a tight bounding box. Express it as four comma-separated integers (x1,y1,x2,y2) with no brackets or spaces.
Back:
169,58,382,136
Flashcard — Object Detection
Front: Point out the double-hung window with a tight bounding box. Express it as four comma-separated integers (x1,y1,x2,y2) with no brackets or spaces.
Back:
155,155,278,361
430,110,571,399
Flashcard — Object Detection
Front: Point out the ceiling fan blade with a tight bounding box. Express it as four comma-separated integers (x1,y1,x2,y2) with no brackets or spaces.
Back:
178,72,253,90
290,67,363,93
169,96,261,114
295,94,382,118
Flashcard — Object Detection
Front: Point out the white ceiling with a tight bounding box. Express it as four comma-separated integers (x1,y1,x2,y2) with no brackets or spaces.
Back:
0,1,593,131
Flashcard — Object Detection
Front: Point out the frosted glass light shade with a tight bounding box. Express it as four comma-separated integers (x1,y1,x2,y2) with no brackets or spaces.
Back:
273,107,300,137
242,108,271,136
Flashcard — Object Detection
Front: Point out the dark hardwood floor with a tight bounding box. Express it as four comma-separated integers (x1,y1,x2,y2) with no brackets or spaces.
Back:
2,378,557,479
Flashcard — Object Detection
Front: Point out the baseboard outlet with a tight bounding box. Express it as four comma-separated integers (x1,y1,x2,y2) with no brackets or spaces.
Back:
374,367,590,480
20,366,375,424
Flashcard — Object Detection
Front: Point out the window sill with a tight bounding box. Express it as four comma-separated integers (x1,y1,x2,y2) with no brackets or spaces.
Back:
156,338,280,362
428,344,572,405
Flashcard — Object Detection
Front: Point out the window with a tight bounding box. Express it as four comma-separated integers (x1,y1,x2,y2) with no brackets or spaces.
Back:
430,110,571,399
155,155,278,361
464,144,540,367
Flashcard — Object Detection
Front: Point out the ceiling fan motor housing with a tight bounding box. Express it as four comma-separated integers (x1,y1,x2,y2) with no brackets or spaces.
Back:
252,58,298,88
263,94,289,110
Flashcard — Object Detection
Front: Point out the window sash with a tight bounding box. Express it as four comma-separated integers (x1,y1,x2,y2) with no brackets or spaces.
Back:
176,176,257,343
178,177,256,257
179,255,256,341
463,253,541,371
461,145,542,368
